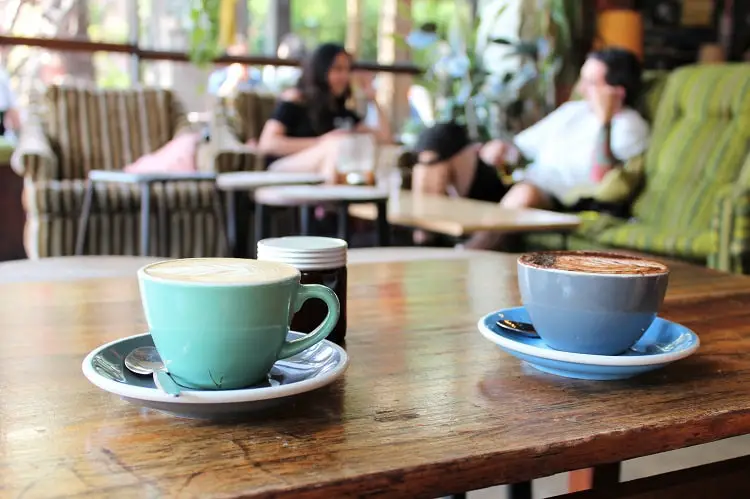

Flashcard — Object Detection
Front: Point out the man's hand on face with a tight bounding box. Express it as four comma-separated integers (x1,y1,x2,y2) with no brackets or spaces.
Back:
590,84,620,123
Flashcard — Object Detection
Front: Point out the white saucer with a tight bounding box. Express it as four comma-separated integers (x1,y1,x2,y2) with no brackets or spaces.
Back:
82,332,348,419
477,307,700,380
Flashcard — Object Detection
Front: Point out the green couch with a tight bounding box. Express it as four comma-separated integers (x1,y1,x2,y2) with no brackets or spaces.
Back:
0,138,13,165
525,64,750,273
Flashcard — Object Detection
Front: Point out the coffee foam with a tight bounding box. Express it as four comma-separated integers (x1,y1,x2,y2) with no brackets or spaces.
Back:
142,258,299,284
520,251,668,275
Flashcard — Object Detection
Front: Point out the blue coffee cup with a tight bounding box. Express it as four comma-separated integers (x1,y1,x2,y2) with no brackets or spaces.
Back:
517,251,669,355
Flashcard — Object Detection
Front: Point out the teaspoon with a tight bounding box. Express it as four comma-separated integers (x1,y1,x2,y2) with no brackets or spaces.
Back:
124,346,181,397
496,314,540,338
127,345,324,372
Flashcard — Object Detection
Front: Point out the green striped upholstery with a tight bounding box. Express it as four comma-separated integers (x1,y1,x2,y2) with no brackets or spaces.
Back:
44,85,190,179
707,172,750,272
24,179,222,258
632,65,750,231
525,64,750,272
13,84,224,259
202,91,278,173
638,70,670,122
229,91,278,141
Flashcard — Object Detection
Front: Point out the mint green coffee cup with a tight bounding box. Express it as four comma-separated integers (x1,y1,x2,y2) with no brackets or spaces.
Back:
137,258,340,390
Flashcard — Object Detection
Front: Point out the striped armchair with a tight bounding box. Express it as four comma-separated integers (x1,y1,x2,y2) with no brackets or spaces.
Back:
200,91,278,174
525,64,750,273
11,84,223,259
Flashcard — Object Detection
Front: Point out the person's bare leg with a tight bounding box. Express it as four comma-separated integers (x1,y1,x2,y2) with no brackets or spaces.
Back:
410,145,484,244
410,161,450,244
268,138,340,183
462,182,553,250
411,161,450,196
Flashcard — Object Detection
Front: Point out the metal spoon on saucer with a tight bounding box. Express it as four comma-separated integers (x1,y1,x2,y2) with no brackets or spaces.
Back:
124,346,181,397
496,314,540,338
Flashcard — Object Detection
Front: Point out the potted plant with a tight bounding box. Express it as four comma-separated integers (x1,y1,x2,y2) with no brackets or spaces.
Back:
187,0,237,66
403,0,574,143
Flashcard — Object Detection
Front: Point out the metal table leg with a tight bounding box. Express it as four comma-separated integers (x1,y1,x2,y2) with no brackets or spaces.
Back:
224,191,239,258
447,481,530,499
300,205,313,236
225,190,238,257
560,231,570,250
375,200,390,247
156,182,168,257
75,180,96,256
337,202,351,242
235,191,252,258
140,182,151,256
253,202,266,258
211,184,228,257
510,481,532,499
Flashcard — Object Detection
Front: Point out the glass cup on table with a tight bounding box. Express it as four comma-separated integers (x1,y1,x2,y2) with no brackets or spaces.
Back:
334,131,376,186
374,145,404,205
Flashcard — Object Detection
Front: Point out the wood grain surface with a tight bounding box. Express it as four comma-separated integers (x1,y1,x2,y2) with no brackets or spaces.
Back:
348,191,581,236
2,253,750,498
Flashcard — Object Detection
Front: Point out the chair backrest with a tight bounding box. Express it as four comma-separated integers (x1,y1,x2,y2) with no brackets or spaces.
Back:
223,91,278,142
40,84,186,179
632,64,750,232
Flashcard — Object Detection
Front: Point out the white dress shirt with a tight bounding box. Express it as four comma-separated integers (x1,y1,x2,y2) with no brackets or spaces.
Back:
513,100,650,201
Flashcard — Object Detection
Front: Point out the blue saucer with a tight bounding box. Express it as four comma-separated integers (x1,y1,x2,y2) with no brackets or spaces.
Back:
477,307,699,380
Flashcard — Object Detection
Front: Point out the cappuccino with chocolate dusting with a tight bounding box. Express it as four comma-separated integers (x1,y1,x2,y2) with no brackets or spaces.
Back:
519,251,668,275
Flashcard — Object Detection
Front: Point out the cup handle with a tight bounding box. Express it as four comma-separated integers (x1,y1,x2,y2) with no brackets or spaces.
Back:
277,283,341,360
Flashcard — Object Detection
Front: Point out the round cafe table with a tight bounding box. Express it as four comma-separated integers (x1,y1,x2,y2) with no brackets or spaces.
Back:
216,171,327,258
253,184,391,252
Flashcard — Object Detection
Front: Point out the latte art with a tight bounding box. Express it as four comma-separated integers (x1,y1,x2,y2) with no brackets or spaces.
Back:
520,251,668,275
143,258,299,284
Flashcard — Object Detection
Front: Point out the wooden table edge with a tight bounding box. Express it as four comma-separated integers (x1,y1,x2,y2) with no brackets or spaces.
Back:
348,204,581,236
214,409,750,498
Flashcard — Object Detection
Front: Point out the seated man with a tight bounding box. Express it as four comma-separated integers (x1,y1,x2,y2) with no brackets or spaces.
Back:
412,47,650,250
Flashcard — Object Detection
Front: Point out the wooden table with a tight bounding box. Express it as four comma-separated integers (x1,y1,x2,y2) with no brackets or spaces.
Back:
349,190,581,238
2,253,750,498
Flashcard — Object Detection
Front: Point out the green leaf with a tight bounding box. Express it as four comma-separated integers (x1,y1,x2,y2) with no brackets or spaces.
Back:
550,1,572,50
187,0,222,67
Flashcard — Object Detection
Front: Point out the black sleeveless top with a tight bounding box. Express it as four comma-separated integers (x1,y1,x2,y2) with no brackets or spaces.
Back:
265,100,361,168
466,156,508,203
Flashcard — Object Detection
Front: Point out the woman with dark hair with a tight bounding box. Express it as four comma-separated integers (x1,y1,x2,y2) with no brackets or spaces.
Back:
412,47,650,249
258,43,391,179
